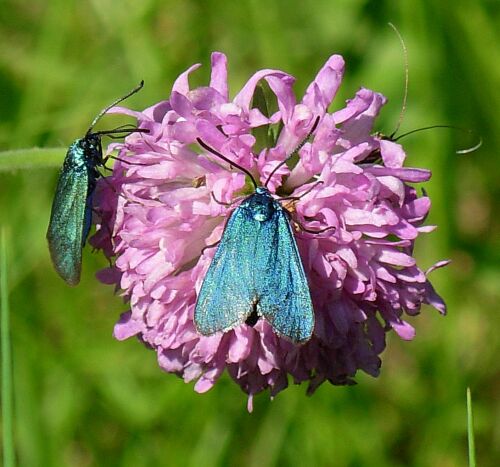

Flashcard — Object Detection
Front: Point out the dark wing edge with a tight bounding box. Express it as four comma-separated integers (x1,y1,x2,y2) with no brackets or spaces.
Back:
255,206,315,344
194,206,257,335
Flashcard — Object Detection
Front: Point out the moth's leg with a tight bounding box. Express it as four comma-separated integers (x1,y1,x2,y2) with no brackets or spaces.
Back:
211,192,238,207
296,224,336,235
278,180,323,202
201,240,221,255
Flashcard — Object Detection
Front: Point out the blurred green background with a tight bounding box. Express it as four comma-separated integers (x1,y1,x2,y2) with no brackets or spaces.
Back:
1,0,498,466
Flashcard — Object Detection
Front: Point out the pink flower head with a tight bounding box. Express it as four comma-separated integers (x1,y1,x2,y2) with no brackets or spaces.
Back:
91,52,448,408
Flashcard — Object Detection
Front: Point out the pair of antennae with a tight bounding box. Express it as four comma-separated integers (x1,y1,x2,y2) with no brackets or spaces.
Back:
390,124,482,154
386,23,481,154
196,116,320,189
199,22,482,181
86,80,145,136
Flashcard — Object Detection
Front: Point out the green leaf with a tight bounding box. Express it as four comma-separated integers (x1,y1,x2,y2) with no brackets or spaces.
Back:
467,388,476,467
251,82,282,153
1,228,15,467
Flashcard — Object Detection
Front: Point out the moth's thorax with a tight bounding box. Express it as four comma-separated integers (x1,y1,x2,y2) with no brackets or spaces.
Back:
64,135,102,171
245,187,278,222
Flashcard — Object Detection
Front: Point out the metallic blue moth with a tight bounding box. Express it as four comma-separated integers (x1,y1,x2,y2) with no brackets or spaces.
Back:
47,81,146,285
194,135,317,344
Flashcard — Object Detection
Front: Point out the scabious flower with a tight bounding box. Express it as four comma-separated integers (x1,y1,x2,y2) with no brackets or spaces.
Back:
91,52,448,409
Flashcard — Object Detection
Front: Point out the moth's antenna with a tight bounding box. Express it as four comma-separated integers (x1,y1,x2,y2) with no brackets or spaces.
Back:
264,116,320,188
87,80,145,135
387,23,408,139
197,138,258,189
92,128,150,137
456,138,483,154
97,123,138,132
93,123,147,135
393,124,482,154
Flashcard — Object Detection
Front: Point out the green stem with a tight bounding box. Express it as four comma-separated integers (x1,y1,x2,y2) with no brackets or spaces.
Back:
467,387,476,467
0,147,65,172
1,228,15,466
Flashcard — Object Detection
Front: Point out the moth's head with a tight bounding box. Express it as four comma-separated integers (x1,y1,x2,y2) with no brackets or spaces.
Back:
249,188,275,222
255,187,269,195
79,133,103,162
82,132,101,149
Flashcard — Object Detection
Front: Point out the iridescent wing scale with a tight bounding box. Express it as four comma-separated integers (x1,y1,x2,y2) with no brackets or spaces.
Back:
194,190,314,343
254,203,314,343
194,204,256,334
47,153,93,286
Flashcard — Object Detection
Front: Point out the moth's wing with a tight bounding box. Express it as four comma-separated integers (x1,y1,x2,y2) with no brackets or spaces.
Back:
194,205,257,335
46,168,90,286
255,205,314,343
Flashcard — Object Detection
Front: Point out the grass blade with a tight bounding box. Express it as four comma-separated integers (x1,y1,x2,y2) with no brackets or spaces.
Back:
0,148,65,172
466,387,476,467
1,228,15,466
